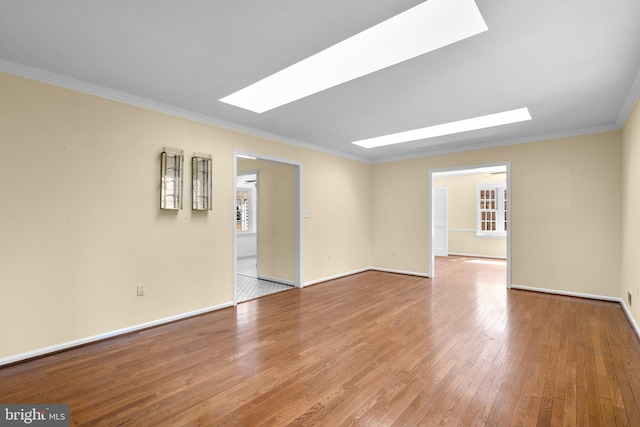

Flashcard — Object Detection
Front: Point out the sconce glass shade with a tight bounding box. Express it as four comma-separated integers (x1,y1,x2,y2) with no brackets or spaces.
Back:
160,147,184,210
192,153,213,211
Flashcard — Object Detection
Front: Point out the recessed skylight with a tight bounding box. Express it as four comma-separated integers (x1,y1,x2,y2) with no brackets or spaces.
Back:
352,108,532,148
220,0,488,113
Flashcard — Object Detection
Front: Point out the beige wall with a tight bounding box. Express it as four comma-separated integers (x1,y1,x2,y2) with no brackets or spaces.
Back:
238,158,295,284
0,73,372,359
622,98,640,326
373,131,623,297
0,70,634,361
434,173,507,258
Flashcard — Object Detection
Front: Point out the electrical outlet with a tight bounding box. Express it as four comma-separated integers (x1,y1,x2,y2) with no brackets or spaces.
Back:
391,250,395,256
328,253,332,261
137,284,146,296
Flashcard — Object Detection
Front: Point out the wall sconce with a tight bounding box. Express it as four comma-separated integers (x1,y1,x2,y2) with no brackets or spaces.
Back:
192,153,212,211
160,147,184,210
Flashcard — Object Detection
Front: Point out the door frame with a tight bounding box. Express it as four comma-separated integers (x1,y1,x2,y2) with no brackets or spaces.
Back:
428,161,511,288
433,186,448,257
233,150,303,306
236,170,258,274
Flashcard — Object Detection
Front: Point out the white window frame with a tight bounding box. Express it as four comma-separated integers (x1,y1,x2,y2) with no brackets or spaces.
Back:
476,183,507,238
236,187,255,233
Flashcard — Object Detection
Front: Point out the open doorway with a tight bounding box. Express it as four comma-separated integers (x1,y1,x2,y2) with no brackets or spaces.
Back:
236,170,258,279
428,163,511,287
234,151,302,304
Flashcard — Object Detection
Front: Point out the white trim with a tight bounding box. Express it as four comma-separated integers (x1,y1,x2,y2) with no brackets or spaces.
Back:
233,156,238,305
510,284,619,301
430,162,508,176
2,58,631,166
447,252,506,260
433,186,448,257
620,300,640,340
617,65,640,128
258,276,295,286
0,302,234,367
511,285,640,340
2,59,631,167
303,268,371,287
371,267,430,278
0,58,370,164
429,162,511,288
233,150,303,307
506,162,512,289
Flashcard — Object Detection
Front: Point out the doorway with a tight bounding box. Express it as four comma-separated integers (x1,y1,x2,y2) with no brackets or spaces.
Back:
234,151,302,304
428,163,511,287
433,187,448,256
236,171,257,278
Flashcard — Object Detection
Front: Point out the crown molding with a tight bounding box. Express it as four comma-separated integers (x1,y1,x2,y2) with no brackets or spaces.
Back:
617,64,640,128
1,58,634,167
0,58,372,164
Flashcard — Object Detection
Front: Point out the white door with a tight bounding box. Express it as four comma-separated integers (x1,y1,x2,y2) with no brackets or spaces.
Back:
433,187,448,257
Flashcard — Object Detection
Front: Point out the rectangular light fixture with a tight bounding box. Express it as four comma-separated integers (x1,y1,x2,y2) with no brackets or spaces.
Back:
160,147,184,210
220,0,488,113
192,153,213,211
352,108,532,148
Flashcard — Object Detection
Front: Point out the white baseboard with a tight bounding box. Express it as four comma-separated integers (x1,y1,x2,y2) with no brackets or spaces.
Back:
7,281,638,367
619,300,640,340
510,284,619,301
371,267,430,278
0,301,234,367
447,252,507,260
257,275,294,286
511,284,640,340
303,268,370,287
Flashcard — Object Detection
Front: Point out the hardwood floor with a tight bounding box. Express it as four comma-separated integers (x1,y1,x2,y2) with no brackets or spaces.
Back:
2,256,640,426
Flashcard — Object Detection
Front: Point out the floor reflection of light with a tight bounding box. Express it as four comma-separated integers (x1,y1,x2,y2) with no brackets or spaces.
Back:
474,275,508,336
465,259,506,266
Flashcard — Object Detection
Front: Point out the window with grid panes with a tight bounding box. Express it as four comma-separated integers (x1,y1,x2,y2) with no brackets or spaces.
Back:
236,190,250,232
476,183,507,237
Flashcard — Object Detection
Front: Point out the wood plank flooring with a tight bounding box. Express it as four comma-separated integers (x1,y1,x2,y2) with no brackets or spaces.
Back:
2,256,640,426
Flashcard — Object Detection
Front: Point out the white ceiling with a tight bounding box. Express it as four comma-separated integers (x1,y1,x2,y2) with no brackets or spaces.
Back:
1,0,639,163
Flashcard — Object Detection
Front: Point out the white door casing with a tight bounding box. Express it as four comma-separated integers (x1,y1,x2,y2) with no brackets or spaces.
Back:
433,187,448,257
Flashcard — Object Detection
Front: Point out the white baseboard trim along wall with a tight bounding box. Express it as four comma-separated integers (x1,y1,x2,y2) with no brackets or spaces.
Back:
0,302,234,367
5,277,639,366
304,267,431,286
371,267,431,278
511,284,640,340
257,276,295,287
303,268,371,287
448,252,507,260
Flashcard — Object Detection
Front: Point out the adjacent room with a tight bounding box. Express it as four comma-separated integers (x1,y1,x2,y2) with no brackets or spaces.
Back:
235,156,298,302
1,0,640,425
431,165,509,285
